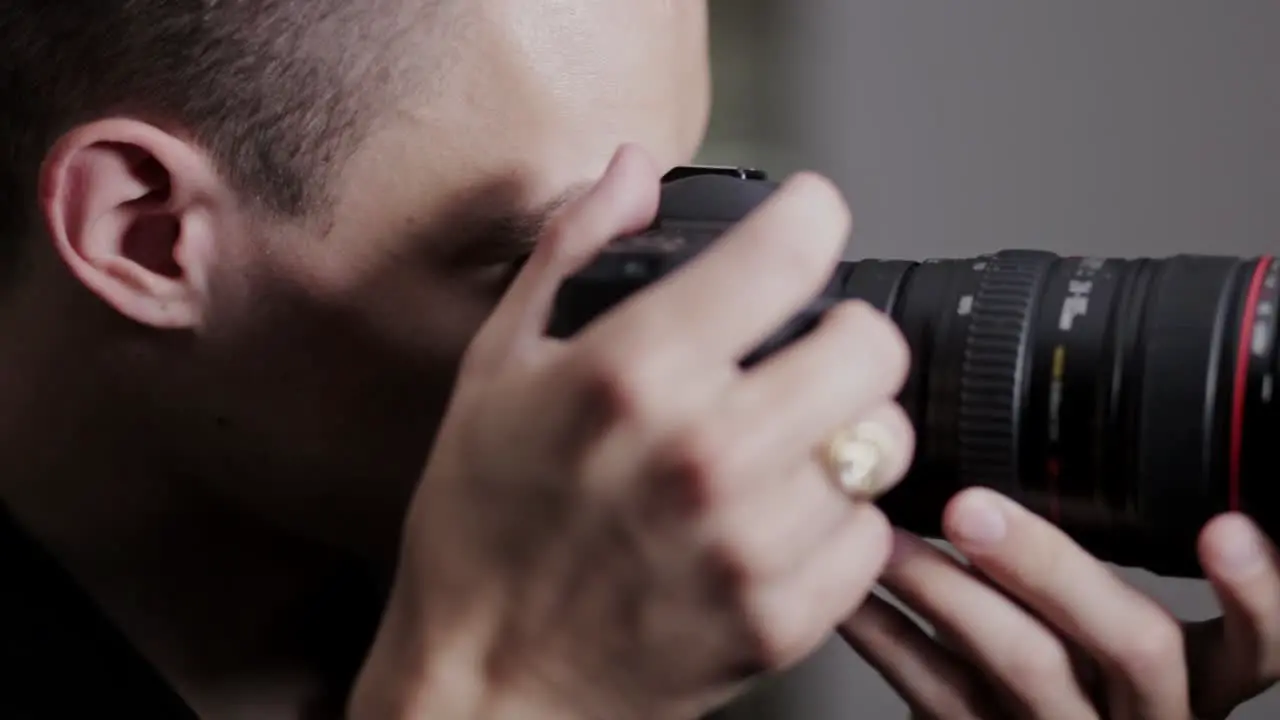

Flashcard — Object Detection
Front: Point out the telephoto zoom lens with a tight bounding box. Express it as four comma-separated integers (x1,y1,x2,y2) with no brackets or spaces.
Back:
830,251,1280,577
551,247,1280,577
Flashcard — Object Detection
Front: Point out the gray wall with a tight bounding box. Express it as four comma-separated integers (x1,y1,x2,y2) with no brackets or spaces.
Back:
704,2,1280,717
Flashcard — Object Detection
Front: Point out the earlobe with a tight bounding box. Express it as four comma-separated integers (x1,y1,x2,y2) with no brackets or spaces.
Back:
39,119,224,330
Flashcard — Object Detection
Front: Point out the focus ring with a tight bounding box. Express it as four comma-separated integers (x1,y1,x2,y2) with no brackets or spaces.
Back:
956,251,1055,492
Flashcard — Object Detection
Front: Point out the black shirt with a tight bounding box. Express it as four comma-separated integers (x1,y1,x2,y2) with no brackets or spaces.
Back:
0,507,198,718
2,509,739,719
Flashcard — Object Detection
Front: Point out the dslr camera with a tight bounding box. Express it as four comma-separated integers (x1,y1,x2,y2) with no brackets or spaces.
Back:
547,166,1280,578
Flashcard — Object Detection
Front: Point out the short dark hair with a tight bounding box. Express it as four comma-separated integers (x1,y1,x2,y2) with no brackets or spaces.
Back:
0,1,428,247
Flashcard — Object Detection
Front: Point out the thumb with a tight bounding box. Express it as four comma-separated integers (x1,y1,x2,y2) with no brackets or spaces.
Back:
467,144,661,371
1188,513,1280,718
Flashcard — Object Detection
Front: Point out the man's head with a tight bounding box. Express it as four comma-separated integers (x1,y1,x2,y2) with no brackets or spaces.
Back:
0,0,710,555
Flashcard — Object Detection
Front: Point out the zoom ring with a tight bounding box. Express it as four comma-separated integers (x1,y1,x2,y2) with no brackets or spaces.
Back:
956,251,1055,492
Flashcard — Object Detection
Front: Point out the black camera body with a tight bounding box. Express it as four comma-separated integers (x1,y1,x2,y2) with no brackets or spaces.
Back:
547,166,837,367
548,166,1280,578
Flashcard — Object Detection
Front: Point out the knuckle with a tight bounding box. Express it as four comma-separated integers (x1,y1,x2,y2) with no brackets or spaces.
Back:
726,573,828,674
762,174,851,282
826,297,883,331
655,427,735,513
705,526,777,590
704,538,756,594
745,609,813,672
884,402,916,456
827,301,912,389
882,328,912,389
847,503,895,562
1113,613,1183,679
1001,637,1074,691
785,171,853,232
573,348,651,422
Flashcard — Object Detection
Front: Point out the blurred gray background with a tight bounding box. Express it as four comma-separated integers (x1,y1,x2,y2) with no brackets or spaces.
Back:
701,2,1280,717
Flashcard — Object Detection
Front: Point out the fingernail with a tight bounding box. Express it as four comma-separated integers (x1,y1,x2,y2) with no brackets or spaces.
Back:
1212,516,1266,578
949,490,1007,546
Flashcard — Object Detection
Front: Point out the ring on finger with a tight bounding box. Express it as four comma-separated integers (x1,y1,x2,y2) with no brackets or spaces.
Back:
819,420,897,501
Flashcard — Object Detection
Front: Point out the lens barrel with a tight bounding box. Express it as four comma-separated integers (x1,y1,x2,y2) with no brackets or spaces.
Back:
833,252,1280,576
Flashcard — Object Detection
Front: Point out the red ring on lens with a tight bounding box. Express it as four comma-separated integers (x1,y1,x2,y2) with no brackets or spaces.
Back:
1230,256,1273,511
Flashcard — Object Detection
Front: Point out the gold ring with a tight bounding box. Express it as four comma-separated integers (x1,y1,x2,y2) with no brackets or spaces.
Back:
820,421,896,501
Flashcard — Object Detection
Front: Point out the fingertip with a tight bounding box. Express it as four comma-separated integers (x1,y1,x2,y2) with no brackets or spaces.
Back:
592,143,662,227
942,487,1014,550
1198,513,1280,692
602,143,658,190
471,145,661,365
596,142,642,180
1200,513,1270,581
782,171,847,211
612,142,658,175
775,171,853,236
535,144,660,261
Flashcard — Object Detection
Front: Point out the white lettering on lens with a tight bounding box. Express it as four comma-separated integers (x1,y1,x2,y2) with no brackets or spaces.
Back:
1059,280,1093,331
1253,322,1271,357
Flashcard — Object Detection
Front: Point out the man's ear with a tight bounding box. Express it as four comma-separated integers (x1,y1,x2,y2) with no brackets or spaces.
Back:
38,119,230,330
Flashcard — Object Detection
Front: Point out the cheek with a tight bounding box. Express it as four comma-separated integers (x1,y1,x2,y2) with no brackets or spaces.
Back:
353,268,500,368
288,260,495,373
222,225,490,388
195,252,482,493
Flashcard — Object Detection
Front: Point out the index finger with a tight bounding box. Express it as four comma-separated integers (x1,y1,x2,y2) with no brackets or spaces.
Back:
1188,514,1280,717
467,145,661,370
581,172,851,368
942,488,1192,719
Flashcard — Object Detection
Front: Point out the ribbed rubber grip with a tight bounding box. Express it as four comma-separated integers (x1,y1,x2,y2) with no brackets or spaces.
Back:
956,251,1055,491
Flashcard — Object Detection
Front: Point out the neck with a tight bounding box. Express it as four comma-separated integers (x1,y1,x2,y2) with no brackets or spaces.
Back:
0,286,385,717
